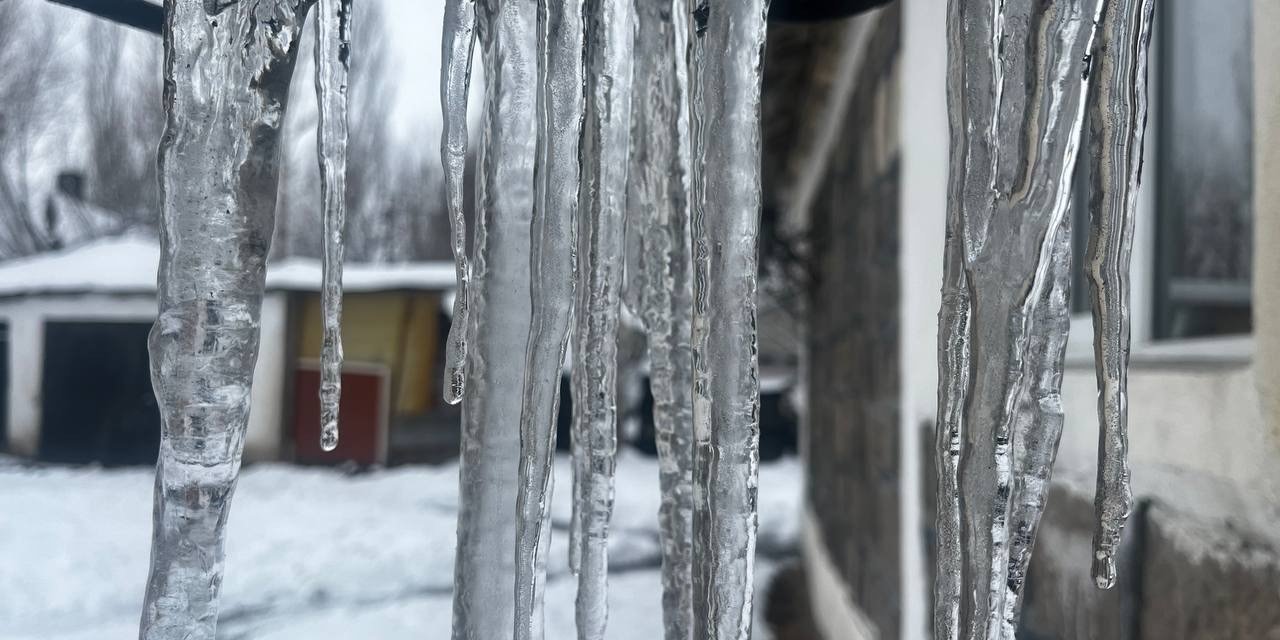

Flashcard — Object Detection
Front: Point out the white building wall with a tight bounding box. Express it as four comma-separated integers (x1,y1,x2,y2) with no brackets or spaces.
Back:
0,292,289,461
899,0,948,637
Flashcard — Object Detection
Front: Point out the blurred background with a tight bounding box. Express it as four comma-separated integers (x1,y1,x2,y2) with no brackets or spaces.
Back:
1,0,1278,638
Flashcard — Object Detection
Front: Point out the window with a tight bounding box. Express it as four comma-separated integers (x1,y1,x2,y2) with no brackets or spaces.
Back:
1071,0,1254,341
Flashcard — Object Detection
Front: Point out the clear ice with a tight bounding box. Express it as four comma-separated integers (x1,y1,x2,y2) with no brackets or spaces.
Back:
629,0,696,635
449,0,538,636
1085,0,1154,591
686,0,768,638
512,0,584,634
567,0,634,636
936,0,1097,637
141,1,314,637
937,0,1155,636
315,0,352,452
440,0,478,405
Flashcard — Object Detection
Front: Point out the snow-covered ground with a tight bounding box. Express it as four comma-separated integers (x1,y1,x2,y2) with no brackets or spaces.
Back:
0,450,801,639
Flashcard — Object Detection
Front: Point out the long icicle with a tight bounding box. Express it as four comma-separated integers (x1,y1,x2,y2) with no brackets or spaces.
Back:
570,0,633,635
630,0,695,635
440,0,479,406
1001,222,1072,636
449,0,538,635
939,0,1098,637
1086,0,1154,591
687,0,767,637
511,0,584,633
140,2,311,637
315,0,352,452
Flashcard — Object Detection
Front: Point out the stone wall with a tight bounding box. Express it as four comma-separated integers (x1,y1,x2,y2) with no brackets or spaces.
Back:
1020,466,1280,640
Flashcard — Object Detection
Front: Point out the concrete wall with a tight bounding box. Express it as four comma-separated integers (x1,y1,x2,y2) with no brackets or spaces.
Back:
0,292,288,461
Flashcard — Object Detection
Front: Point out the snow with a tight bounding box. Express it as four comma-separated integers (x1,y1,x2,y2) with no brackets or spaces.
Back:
0,235,456,299
0,450,799,639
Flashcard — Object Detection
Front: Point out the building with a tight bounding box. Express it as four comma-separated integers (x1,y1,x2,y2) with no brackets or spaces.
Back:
0,234,458,466
782,1,1280,638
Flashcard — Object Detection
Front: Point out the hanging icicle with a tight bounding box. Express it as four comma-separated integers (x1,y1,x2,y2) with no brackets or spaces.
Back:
566,0,634,635
315,0,352,452
935,0,1098,637
1001,223,1072,635
1085,0,1155,591
141,1,317,638
449,0,538,636
629,0,696,635
686,0,768,638
440,0,478,406
512,0,584,634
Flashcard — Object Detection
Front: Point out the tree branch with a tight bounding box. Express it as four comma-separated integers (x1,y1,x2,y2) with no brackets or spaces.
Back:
45,0,162,35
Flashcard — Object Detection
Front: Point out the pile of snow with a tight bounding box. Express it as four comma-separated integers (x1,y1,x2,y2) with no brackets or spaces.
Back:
0,450,800,639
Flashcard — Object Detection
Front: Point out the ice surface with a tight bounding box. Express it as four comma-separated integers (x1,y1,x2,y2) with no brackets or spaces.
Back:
449,0,538,635
566,0,634,637
685,0,768,638
937,0,1099,637
512,0,584,634
140,2,313,638
314,0,353,452
628,0,696,635
439,0,478,406
1084,0,1154,591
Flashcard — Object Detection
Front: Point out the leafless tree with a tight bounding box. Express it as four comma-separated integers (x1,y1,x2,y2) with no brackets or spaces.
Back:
0,0,68,258
83,20,163,227
277,0,450,263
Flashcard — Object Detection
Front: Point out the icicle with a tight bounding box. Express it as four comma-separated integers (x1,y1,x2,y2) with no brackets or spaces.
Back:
1085,0,1154,591
937,1,1098,637
449,0,538,636
686,0,767,637
315,0,352,452
566,0,633,636
140,2,310,638
511,0,584,634
440,0,478,405
1001,222,1072,635
629,0,695,635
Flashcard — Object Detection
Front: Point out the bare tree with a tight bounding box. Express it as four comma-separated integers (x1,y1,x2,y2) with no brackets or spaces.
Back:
276,0,450,263
83,20,163,227
0,0,68,258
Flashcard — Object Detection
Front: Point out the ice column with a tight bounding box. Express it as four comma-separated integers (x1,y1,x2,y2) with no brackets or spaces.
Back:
511,0,584,635
440,0,478,405
936,1,1098,638
1085,0,1154,591
140,1,314,638
314,0,352,451
629,0,696,635
449,0,538,636
686,0,768,638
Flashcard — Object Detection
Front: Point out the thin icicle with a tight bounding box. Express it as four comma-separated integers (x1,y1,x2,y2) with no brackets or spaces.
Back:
629,0,695,635
686,0,767,637
568,0,633,636
140,2,311,638
450,0,538,635
938,1,1098,637
440,0,479,405
1001,223,1072,636
315,0,352,452
1086,0,1154,591
511,0,584,633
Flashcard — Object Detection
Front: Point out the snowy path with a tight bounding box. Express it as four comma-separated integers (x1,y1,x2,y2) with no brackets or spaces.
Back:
0,450,800,639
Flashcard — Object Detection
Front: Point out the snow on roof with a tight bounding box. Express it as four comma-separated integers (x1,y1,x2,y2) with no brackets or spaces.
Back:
0,235,456,298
